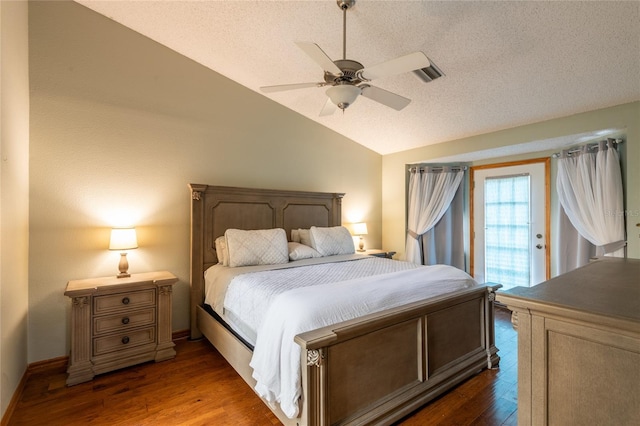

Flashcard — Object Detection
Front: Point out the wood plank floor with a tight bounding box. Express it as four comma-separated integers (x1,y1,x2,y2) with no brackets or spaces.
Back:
7,307,517,425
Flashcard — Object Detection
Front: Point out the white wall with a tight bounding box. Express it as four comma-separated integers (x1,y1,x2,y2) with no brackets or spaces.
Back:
0,0,30,418
28,1,382,363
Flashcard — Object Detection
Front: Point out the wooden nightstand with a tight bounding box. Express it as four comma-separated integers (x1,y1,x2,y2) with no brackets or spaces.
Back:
64,271,178,386
361,249,396,259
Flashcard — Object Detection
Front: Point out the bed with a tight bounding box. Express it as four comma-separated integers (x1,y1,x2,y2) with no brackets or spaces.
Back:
189,184,500,426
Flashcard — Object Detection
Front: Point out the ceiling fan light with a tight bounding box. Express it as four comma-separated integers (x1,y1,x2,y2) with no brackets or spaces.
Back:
326,85,361,110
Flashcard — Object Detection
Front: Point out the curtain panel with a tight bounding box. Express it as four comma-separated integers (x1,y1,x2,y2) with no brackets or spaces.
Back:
421,184,465,270
556,139,625,259
556,206,596,274
405,167,464,264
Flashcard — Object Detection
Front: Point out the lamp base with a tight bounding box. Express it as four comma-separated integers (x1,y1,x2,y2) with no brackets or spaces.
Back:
117,252,130,279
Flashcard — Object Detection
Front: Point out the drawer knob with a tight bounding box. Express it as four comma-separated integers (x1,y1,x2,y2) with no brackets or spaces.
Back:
121,336,130,344
121,297,130,305
121,317,130,325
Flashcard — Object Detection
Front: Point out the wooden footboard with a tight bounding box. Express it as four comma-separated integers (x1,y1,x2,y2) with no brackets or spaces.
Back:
196,284,499,426
295,284,500,426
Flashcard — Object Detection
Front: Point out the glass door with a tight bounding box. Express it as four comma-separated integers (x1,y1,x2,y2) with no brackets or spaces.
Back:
472,161,548,289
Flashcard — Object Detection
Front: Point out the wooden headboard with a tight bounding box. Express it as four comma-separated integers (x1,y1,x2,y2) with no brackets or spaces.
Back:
188,184,344,336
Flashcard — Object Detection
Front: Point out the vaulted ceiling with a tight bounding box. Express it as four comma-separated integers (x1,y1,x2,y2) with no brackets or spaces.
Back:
75,1,640,155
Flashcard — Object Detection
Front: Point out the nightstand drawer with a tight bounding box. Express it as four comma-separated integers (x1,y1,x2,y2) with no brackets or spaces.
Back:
93,289,155,314
93,326,156,356
93,308,156,336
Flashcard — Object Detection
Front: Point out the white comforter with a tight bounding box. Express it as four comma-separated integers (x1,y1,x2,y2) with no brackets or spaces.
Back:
247,263,477,419
221,256,419,342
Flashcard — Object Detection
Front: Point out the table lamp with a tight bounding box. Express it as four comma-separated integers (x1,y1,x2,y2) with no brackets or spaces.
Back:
352,222,368,252
109,227,138,278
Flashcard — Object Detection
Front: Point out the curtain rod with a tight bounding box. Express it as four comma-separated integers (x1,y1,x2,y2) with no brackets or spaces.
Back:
551,138,623,158
408,165,468,173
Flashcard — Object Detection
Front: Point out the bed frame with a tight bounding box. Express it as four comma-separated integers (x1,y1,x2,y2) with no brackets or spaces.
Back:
189,184,500,426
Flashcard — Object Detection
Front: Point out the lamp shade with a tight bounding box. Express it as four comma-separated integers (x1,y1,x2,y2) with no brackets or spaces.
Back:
109,228,138,251
352,222,368,235
326,85,361,110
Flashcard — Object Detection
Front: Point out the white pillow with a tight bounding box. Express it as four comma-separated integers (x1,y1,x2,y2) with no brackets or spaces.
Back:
288,242,321,261
309,226,355,256
225,228,289,267
298,229,312,247
214,236,229,266
291,229,301,243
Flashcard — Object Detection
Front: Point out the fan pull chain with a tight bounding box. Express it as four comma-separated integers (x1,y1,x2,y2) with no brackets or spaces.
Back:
342,6,347,60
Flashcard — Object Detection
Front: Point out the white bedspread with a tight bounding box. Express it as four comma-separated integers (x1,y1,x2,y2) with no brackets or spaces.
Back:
205,254,380,315
248,264,477,419
221,256,419,342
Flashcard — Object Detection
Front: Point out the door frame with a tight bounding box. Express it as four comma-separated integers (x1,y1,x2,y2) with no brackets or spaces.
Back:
470,158,551,282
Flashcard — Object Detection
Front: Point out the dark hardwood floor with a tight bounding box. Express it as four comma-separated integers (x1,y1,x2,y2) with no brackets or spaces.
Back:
7,307,516,426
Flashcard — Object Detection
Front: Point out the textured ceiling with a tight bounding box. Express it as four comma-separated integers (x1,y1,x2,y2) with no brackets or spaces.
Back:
75,1,640,155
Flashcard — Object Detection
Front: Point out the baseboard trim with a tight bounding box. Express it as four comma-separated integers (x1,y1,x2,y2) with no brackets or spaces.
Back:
28,355,68,373
0,368,28,426
172,329,190,341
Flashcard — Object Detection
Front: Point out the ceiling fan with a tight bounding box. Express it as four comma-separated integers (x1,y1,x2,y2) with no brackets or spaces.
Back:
260,0,444,116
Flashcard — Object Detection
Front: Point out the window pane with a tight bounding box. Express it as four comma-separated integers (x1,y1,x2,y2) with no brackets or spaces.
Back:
484,175,530,289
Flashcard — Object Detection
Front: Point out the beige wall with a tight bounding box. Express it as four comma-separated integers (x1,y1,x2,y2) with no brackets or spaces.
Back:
1,0,30,418
28,1,382,363
382,102,640,264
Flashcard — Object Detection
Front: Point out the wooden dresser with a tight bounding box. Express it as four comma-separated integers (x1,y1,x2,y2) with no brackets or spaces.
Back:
497,257,640,425
64,271,178,385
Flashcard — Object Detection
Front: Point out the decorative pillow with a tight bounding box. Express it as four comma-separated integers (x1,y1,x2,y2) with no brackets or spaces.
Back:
288,242,321,261
225,228,289,267
298,229,312,247
309,226,355,256
291,229,301,243
214,236,229,266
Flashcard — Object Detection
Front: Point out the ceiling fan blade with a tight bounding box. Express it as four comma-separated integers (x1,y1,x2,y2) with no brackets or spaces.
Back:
319,98,337,116
360,85,411,111
295,42,343,75
359,52,432,81
260,82,324,93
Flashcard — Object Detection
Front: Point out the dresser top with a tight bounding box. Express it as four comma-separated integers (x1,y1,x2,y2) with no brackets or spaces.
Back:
497,258,639,323
65,270,177,296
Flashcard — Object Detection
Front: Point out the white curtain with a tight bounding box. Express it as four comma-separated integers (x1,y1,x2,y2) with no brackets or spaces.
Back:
556,139,625,258
405,167,464,264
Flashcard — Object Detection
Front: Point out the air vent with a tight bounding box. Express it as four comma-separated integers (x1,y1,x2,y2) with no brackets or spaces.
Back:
413,59,445,83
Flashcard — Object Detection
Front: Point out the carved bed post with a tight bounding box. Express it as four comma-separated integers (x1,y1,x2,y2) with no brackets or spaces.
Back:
331,193,344,226
189,183,207,340
304,348,328,425
484,284,502,369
